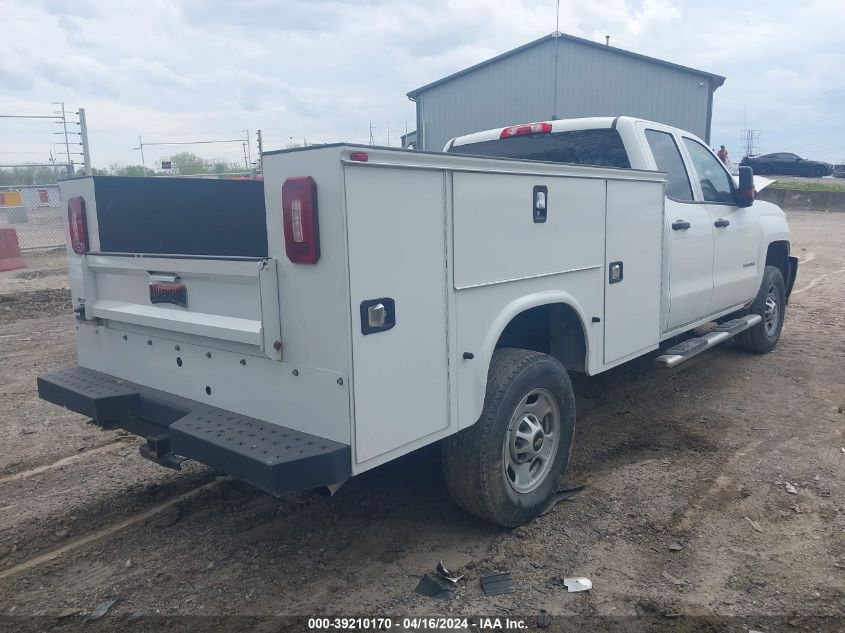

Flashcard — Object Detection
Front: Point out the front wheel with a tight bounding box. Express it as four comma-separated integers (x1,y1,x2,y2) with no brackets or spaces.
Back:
734,265,786,353
441,348,575,527
755,163,771,175
812,165,826,177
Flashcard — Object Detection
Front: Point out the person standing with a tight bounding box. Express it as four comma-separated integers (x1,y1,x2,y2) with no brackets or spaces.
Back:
717,145,729,164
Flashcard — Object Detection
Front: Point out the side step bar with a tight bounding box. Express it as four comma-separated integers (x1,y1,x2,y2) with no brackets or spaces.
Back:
655,315,762,368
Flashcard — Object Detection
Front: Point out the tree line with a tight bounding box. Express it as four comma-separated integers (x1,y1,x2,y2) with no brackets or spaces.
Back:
0,152,251,186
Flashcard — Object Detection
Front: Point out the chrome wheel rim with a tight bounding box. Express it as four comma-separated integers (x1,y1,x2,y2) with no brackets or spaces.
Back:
764,286,779,336
503,388,560,494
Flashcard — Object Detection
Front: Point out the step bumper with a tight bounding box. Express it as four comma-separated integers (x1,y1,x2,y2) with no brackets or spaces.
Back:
37,366,351,495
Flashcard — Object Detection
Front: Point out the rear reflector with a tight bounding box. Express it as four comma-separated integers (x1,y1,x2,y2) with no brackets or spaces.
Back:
282,177,320,264
67,196,88,254
350,152,369,162
500,122,552,139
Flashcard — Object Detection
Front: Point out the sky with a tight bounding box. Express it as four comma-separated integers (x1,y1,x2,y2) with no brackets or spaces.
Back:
0,0,843,169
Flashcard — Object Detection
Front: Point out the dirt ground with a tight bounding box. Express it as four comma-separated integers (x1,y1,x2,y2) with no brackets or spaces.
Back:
0,212,843,631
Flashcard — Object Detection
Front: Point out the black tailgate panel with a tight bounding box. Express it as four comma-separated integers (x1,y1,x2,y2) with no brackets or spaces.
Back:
92,176,267,257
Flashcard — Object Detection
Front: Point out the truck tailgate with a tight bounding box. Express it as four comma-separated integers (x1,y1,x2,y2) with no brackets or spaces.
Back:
80,254,281,357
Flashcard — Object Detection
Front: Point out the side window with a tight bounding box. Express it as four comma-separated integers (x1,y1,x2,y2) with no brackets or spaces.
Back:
682,138,735,204
644,129,693,201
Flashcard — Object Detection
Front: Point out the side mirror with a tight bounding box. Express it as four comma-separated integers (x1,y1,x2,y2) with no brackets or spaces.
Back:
735,165,755,208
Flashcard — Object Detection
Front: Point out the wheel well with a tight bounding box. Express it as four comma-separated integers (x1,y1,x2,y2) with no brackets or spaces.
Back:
495,303,587,372
765,240,790,282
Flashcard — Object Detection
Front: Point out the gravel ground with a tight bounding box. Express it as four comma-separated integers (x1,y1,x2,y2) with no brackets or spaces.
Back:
0,212,843,631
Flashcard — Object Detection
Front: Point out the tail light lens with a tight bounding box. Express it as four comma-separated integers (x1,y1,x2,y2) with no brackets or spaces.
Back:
500,122,552,139
282,176,320,264
67,196,88,254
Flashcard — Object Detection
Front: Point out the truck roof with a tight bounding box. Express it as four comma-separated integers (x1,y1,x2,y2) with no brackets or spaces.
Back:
448,116,655,151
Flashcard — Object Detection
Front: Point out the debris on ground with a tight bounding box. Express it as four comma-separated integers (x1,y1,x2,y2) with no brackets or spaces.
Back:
785,482,798,495
563,577,592,593
668,541,684,551
536,609,552,629
436,560,464,584
540,485,586,516
56,607,81,619
480,572,515,596
745,517,763,533
415,574,454,601
661,570,686,586
84,598,117,621
124,559,133,569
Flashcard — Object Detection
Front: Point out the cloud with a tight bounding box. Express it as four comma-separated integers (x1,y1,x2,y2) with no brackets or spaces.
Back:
0,0,842,166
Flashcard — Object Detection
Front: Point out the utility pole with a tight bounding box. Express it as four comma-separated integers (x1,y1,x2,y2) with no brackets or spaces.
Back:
369,122,375,145
387,121,390,147
138,136,146,168
242,129,251,169
60,101,74,176
78,107,92,175
256,129,264,174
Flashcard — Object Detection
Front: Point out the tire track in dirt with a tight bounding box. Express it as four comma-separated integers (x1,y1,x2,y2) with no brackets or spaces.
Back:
791,265,845,296
0,439,135,485
0,478,227,581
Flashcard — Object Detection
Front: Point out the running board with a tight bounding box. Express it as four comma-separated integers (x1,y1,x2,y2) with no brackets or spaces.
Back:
655,315,762,368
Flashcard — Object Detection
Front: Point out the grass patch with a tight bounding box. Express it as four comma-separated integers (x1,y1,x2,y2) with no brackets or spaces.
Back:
769,180,845,193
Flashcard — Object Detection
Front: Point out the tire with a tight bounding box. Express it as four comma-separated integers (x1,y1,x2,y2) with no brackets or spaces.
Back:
441,348,575,527
812,165,826,177
755,163,771,175
734,266,786,353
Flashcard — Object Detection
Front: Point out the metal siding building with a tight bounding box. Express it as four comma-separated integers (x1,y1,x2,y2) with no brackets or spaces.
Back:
408,33,725,151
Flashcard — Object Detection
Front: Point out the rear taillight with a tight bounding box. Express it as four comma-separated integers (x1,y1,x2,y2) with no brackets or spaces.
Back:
500,122,552,139
282,176,320,264
67,196,88,254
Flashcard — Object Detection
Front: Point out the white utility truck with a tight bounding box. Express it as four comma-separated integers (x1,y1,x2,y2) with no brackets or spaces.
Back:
39,116,797,526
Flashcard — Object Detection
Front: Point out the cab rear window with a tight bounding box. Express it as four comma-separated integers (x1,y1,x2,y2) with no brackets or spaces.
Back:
450,128,631,169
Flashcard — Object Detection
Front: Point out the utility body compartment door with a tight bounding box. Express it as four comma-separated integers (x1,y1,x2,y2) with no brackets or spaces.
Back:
603,179,663,363
344,165,450,465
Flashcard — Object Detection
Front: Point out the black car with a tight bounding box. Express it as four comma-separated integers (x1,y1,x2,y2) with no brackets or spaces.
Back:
741,152,832,177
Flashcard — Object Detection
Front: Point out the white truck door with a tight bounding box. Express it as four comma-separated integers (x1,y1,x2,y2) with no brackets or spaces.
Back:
344,165,450,465
641,127,715,331
603,179,663,363
680,136,760,312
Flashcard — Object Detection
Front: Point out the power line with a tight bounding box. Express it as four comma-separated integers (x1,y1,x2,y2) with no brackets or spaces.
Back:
135,138,247,147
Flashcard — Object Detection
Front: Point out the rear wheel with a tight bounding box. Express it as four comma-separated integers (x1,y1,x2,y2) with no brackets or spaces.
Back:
442,348,575,527
755,163,771,175
734,266,786,353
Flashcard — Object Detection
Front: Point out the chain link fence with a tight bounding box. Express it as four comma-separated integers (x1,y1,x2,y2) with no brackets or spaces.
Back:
0,185,65,251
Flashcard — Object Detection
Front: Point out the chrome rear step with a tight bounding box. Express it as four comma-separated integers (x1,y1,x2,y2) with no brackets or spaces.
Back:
655,315,762,368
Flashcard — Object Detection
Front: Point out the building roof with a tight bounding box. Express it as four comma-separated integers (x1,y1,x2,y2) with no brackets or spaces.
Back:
407,32,725,98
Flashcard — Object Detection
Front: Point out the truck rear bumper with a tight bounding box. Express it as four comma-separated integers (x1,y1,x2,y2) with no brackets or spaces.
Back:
37,366,351,495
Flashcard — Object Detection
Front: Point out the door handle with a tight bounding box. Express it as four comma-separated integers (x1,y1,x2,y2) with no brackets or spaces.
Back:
714,218,730,228
671,220,691,230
